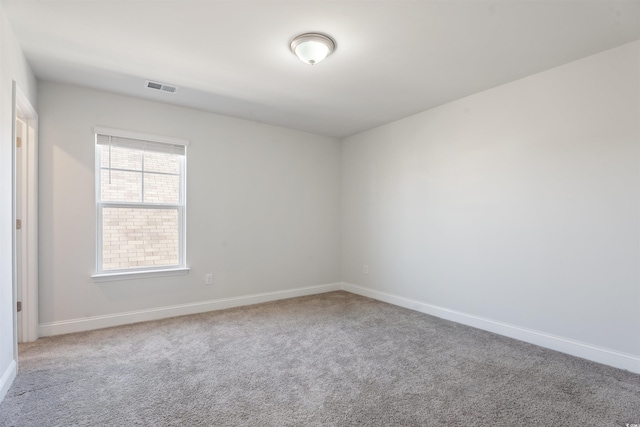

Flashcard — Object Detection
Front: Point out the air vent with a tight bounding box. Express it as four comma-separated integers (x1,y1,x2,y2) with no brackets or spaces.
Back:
145,80,179,94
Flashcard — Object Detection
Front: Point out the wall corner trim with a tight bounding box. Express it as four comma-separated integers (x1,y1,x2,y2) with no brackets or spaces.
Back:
39,283,344,337
342,283,640,374
0,360,17,404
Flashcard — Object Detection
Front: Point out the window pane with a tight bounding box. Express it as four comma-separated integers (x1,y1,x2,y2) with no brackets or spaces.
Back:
144,173,180,204
102,207,179,271
101,170,142,202
100,145,142,171
144,151,180,174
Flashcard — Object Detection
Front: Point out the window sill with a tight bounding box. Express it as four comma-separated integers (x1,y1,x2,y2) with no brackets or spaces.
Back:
92,267,190,282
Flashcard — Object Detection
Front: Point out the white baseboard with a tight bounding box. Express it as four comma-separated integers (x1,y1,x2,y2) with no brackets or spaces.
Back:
36,281,640,374
39,283,343,337
343,283,640,374
0,360,17,404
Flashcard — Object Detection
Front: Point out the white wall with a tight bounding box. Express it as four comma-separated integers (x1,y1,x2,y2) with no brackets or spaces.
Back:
0,5,37,400
38,82,341,330
342,41,640,370
10,24,639,390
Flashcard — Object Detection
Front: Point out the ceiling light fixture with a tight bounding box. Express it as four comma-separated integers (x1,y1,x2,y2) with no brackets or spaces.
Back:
290,33,336,65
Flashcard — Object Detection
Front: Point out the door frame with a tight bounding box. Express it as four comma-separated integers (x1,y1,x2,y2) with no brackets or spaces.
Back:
12,81,38,360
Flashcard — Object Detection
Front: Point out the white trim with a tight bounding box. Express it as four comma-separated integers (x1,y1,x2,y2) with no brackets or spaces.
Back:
18,91,38,344
11,84,18,361
35,281,640,373
94,135,187,275
0,360,17,404
342,283,640,374
94,126,189,147
12,82,39,350
39,282,343,336
92,267,190,282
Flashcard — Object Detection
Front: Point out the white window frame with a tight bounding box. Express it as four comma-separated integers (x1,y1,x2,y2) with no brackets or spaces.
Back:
92,126,190,282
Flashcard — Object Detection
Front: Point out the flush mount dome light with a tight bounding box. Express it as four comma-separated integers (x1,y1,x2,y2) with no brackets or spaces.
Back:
290,33,336,65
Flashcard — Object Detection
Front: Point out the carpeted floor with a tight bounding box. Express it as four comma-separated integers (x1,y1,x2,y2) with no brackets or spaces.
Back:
1,291,639,426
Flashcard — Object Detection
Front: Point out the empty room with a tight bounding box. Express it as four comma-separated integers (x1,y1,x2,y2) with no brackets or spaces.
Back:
1,0,639,425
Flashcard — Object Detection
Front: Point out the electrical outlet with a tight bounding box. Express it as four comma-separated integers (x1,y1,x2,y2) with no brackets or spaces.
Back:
363,264,369,274
205,273,213,285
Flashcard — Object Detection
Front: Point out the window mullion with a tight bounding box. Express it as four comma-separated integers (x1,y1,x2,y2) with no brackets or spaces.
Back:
99,167,178,177
97,201,103,273
141,149,145,204
101,202,181,209
108,135,112,184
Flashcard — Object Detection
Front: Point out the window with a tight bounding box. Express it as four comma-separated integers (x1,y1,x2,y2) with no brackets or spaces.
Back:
93,127,188,280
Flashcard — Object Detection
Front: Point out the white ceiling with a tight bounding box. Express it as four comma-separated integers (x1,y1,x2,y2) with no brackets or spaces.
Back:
2,1,639,138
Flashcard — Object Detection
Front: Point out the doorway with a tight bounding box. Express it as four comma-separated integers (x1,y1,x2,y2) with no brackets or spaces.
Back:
12,82,38,358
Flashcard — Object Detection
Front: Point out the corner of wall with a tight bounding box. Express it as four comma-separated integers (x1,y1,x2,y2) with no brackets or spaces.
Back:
0,360,16,403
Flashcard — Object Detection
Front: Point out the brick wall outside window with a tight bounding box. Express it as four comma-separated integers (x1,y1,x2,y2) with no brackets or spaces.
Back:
102,208,179,270
99,144,182,271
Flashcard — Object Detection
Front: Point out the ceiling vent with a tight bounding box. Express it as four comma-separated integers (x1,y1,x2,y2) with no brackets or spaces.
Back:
145,80,179,94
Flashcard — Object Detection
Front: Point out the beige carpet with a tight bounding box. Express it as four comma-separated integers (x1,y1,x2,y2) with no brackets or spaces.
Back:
1,291,639,426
